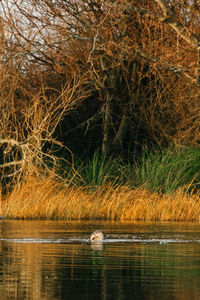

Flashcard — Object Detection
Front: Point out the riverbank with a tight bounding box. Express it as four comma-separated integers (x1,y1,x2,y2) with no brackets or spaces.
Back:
2,175,200,221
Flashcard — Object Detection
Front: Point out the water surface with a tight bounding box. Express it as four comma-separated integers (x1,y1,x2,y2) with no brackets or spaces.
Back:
0,220,200,299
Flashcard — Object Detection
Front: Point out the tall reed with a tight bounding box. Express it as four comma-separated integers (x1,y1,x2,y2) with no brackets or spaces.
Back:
2,174,200,221
2,147,200,220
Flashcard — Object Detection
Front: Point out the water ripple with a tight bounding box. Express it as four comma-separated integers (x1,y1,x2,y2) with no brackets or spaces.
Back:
0,237,200,244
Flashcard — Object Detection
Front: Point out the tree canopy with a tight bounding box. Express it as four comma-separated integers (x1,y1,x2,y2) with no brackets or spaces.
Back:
0,0,199,180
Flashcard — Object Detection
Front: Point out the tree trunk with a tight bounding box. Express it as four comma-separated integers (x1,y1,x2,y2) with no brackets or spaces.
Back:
102,92,112,154
111,104,129,154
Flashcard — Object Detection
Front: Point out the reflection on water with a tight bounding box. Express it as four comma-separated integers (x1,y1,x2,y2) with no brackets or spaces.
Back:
0,221,200,299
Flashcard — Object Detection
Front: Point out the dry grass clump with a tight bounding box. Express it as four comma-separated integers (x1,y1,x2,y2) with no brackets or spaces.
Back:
2,175,200,221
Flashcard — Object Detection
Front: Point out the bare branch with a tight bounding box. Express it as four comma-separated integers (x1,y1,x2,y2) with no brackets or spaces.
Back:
154,0,199,48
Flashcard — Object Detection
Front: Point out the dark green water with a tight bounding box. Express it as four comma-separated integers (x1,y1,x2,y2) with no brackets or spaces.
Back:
0,220,200,299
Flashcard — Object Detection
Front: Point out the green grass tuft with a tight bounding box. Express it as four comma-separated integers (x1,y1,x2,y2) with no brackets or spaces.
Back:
64,147,200,194
131,147,200,193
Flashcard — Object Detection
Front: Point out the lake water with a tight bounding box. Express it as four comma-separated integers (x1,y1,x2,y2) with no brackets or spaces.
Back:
0,220,200,299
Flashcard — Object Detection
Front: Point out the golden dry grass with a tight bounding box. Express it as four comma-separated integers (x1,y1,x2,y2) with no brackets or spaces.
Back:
2,175,200,221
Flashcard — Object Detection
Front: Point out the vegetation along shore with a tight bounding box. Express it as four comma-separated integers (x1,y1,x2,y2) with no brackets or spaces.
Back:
0,1,199,220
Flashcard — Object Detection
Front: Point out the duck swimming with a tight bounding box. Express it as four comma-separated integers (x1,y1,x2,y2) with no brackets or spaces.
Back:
90,230,105,241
